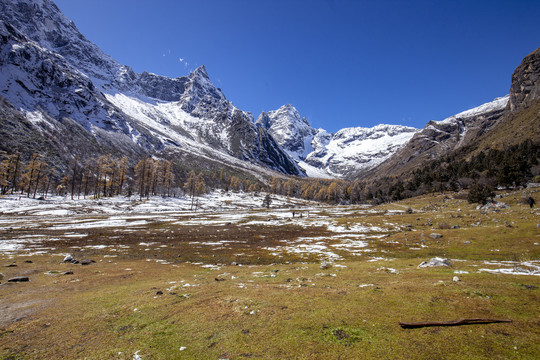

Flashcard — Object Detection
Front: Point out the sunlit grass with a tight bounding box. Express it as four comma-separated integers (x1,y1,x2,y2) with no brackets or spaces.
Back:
0,189,538,359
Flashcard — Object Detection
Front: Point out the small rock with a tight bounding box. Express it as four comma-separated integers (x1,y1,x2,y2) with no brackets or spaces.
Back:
429,233,443,239
24,260,33,263
62,271,73,275
63,254,73,263
451,225,459,229
464,241,471,244
156,290,163,295
453,276,461,282
5,264,17,267
418,257,451,268
80,259,94,265
215,278,226,282
320,262,332,270
8,276,29,282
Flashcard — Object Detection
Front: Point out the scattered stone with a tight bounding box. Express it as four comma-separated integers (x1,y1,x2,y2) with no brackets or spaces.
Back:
464,241,471,244
63,254,73,263
24,260,33,263
156,290,163,295
429,233,443,239
518,284,538,290
453,276,461,282
451,225,459,229
320,262,332,270
215,278,226,282
5,264,17,267
62,271,73,275
477,201,509,211
80,259,94,265
8,276,29,282
418,257,451,268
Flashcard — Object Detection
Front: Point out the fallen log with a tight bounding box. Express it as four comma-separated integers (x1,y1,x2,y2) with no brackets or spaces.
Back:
399,318,512,329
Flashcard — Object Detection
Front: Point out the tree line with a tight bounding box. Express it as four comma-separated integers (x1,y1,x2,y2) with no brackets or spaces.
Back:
1,139,538,204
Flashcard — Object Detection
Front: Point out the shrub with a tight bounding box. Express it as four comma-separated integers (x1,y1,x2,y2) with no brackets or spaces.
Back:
467,182,495,205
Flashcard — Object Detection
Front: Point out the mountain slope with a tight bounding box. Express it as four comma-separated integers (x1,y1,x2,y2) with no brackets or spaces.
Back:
363,96,509,179
0,0,303,177
365,47,540,181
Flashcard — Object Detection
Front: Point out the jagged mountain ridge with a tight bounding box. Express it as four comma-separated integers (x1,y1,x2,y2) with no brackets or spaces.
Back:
0,0,303,177
256,104,419,178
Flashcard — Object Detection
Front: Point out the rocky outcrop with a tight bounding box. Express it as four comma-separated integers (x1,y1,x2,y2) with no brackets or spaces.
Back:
509,47,540,112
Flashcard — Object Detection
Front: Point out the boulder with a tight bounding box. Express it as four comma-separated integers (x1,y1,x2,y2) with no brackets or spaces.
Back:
320,262,332,270
63,254,73,263
418,257,451,268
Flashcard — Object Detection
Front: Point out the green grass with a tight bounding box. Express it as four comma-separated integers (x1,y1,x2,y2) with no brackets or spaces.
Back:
0,189,539,359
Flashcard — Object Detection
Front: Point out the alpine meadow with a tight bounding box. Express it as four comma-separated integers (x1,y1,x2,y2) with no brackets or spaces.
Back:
0,1,539,359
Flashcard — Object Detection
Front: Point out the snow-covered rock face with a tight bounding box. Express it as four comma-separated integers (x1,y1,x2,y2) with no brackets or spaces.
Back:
0,0,303,176
256,104,317,161
304,124,418,178
256,103,418,178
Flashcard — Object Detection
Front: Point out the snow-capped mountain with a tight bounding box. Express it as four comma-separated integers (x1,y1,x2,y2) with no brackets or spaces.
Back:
303,125,419,178
0,0,303,177
256,104,317,161
256,104,418,178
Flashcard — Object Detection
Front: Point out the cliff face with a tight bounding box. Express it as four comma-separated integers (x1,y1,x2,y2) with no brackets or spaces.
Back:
509,48,540,112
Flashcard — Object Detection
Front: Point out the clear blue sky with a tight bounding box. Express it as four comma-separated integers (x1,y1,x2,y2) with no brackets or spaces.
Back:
53,0,540,132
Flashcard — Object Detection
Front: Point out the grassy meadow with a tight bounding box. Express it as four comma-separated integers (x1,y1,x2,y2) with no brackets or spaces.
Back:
0,188,539,359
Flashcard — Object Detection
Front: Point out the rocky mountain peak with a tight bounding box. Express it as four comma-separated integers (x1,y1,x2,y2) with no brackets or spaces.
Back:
0,0,120,81
190,65,210,80
509,47,540,112
256,104,317,161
